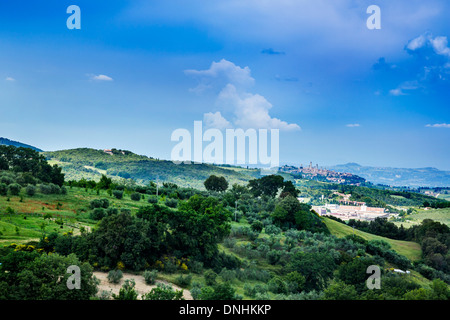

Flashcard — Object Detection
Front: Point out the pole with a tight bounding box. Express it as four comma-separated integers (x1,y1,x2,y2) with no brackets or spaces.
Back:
235,200,237,222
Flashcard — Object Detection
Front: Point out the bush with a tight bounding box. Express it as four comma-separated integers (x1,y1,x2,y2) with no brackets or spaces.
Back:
107,269,123,284
220,268,236,282
251,220,264,233
142,283,184,300
130,192,141,201
143,270,158,285
204,270,217,286
148,195,158,204
175,274,193,288
165,198,178,208
112,279,138,300
90,198,110,209
0,183,7,196
113,190,123,199
187,260,203,274
8,183,21,196
25,185,36,196
90,208,106,220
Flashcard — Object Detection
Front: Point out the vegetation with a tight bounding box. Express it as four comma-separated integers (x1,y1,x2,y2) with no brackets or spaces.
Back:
1,145,449,301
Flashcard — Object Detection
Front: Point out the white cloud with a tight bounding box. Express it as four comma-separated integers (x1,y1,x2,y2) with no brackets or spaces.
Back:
430,36,450,57
426,123,450,128
203,111,232,130
406,33,450,57
218,84,300,131
90,74,114,81
389,81,420,96
5,77,15,82
406,34,427,51
185,59,254,93
389,88,406,96
346,124,360,127
186,60,300,131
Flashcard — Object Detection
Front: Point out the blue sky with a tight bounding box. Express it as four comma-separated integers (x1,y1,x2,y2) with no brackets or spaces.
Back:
1,0,449,170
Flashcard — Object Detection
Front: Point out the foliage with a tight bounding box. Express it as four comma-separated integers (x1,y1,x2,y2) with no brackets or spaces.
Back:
142,283,184,300
107,269,123,284
112,279,138,300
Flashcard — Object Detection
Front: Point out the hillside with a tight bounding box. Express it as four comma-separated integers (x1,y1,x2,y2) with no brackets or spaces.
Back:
43,148,263,189
0,137,43,152
323,217,422,262
330,163,450,188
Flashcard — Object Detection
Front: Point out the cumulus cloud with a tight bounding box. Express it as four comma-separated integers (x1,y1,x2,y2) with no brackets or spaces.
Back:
203,111,232,130
89,74,114,81
218,84,300,131
406,33,450,57
186,59,300,131
5,77,15,82
346,124,360,127
185,59,254,93
426,123,450,128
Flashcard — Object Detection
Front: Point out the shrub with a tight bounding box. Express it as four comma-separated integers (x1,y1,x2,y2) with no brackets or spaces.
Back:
8,183,21,196
113,190,123,199
142,283,184,300
251,220,264,233
143,270,158,285
98,290,112,300
204,270,217,286
90,198,110,209
165,198,178,208
130,192,141,201
107,269,123,284
90,208,106,220
175,274,193,288
147,195,158,204
268,276,287,294
187,260,203,274
25,185,36,196
112,279,138,300
0,183,7,196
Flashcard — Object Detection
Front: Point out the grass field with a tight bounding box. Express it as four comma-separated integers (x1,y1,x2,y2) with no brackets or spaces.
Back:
323,217,422,262
393,208,450,229
0,186,149,245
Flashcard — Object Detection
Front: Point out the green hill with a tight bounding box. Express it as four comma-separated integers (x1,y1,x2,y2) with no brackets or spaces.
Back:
0,137,43,152
323,217,422,262
43,148,263,189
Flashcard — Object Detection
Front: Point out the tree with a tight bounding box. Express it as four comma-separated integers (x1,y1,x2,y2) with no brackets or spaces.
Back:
322,280,358,300
113,190,123,199
112,279,138,300
142,283,184,300
287,251,336,292
248,175,285,198
0,251,98,300
130,192,141,201
204,175,229,192
88,211,165,270
97,175,112,190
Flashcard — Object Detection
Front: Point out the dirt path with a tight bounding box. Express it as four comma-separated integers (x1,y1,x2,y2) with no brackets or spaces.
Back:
93,271,193,300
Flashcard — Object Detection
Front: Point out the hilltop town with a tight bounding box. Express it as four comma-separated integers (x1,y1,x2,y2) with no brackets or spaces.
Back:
279,162,366,185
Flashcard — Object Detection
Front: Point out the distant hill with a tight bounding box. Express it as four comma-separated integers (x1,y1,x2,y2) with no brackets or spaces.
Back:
0,137,43,152
43,148,265,189
329,163,450,188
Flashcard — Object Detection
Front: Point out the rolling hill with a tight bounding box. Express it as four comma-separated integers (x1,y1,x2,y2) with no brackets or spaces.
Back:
329,162,450,188
43,148,264,189
323,217,422,262
0,137,43,152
